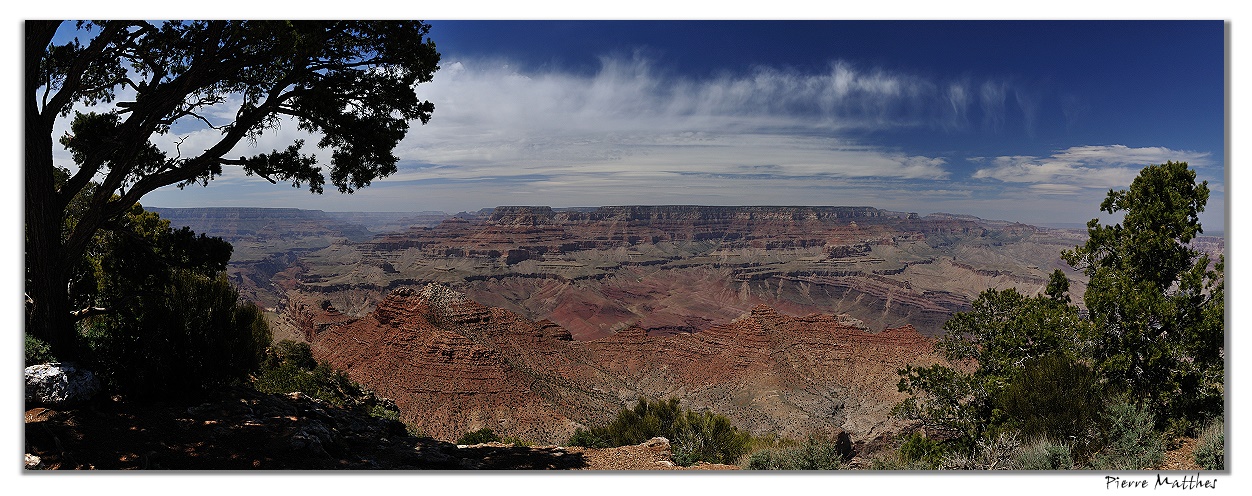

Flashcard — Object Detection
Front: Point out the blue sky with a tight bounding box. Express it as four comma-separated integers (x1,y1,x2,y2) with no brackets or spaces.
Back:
56,20,1227,229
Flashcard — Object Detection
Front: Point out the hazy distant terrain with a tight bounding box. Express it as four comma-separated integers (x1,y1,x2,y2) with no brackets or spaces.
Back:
152,205,1157,339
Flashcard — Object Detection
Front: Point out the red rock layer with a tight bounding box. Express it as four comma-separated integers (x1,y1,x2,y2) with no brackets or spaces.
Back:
308,284,943,446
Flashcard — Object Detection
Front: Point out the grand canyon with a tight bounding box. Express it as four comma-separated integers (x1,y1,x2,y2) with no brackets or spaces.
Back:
141,203,1230,455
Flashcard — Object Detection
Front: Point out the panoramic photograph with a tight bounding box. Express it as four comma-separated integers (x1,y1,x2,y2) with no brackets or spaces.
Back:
21,16,1230,489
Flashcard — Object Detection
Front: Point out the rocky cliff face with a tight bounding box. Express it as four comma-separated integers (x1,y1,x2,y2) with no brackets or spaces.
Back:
308,285,622,444
307,284,942,447
286,205,1083,339
156,205,1103,341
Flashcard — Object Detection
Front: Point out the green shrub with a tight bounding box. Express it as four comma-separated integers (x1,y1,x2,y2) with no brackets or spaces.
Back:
25,334,56,366
1090,398,1165,470
569,398,750,466
254,361,357,407
501,436,530,447
253,341,401,422
82,271,271,398
996,354,1104,452
457,428,503,445
1193,419,1224,470
672,409,751,466
611,397,684,446
897,432,945,469
746,434,847,470
567,427,612,448
369,403,401,422
568,397,684,448
265,339,318,370
1015,438,1075,470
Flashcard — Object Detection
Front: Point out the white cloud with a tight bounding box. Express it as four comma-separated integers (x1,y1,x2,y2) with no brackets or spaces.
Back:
945,82,972,130
59,54,1038,211
972,145,1212,192
1051,144,1211,168
980,81,1008,132
393,56,973,196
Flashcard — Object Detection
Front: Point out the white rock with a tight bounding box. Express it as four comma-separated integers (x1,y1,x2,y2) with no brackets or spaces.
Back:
642,436,670,448
25,362,102,406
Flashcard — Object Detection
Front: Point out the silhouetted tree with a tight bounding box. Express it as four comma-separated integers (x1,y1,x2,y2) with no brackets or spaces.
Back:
26,21,440,358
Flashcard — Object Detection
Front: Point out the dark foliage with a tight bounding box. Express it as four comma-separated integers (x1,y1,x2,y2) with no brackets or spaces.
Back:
567,428,612,449
895,285,1089,443
25,334,55,366
253,340,399,422
895,162,1223,469
567,398,750,466
82,270,271,398
457,428,503,445
52,196,270,398
995,354,1105,460
265,339,318,371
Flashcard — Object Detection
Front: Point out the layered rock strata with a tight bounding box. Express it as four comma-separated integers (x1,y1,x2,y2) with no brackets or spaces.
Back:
290,205,1087,339
308,284,943,448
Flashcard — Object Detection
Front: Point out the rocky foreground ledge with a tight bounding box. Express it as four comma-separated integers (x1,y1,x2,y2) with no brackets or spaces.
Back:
23,386,735,470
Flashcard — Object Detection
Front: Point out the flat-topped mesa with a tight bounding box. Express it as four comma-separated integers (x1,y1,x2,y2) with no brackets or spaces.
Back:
572,205,888,222
469,205,896,251
489,206,557,226
486,205,890,224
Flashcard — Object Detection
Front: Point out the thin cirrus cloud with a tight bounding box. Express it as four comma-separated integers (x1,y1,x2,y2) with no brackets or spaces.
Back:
80,53,1001,190
393,55,1027,192
971,144,1213,193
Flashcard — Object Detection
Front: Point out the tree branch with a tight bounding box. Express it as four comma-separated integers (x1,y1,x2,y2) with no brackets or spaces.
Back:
41,22,135,121
70,306,110,321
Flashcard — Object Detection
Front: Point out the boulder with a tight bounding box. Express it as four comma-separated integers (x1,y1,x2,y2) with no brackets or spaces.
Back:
25,362,102,406
642,437,670,448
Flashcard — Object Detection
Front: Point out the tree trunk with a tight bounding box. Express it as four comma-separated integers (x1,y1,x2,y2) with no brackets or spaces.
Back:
25,170,77,360
25,37,76,360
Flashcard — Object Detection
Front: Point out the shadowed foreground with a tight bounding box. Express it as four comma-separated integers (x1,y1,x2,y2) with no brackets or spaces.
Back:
24,386,589,470
24,386,744,470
